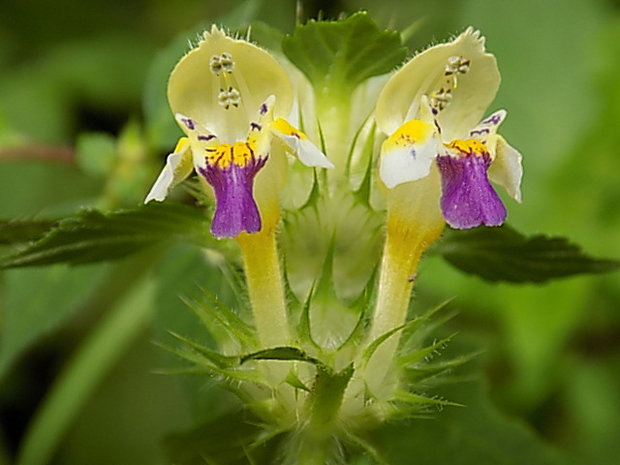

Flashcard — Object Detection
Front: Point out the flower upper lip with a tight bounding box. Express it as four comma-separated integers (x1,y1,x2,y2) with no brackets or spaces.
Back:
375,27,500,142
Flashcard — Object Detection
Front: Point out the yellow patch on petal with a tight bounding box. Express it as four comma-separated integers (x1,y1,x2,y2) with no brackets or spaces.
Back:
271,118,308,140
383,120,434,151
174,137,191,153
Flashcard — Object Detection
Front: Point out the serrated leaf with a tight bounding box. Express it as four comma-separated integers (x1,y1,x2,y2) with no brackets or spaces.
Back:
282,12,407,95
436,224,620,283
0,202,218,268
375,379,568,465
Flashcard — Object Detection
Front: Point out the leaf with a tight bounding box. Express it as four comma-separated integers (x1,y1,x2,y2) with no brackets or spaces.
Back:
282,11,407,95
435,224,620,283
0,202,220,268
163,409,283,465
0,265,108,378
0,220,57,245
374,379,568,465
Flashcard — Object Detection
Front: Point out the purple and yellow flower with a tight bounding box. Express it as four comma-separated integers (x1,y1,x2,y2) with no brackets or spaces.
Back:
145,26,333,238
375,28,522,229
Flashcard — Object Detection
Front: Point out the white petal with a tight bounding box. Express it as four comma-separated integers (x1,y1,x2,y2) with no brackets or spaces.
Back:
271,118,334,169
379,120,439,189
376,27,500,140
488,135,523,202
168,26,293,142
144,139,193,203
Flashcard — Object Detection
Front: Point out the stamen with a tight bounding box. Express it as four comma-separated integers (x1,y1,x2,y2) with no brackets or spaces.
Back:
218,86,241,109
445,55,470,77
210,53,235,75
429,87,452,112
428,56,471,113
220,52,234,73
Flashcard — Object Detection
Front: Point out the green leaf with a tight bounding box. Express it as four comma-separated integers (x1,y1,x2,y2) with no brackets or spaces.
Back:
0,220,57,245
0,202,219,268
163,409,283,465
15,278,155,465
374,379,568,465
0,265,108,378
436,224,620,283
282,11,407,95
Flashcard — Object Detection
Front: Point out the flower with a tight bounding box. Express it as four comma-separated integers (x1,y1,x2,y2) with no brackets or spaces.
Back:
145,26,333,238
375,28,523,229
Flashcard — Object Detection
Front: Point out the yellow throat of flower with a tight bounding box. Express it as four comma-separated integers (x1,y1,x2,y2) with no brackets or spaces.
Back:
205,138,259,168
447,138,489,156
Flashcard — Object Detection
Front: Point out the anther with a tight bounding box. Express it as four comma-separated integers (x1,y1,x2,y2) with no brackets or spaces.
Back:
217,86,241,109
210,53,235,75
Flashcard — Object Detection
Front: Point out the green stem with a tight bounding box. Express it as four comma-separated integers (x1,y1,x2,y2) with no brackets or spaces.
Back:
297,364,354,465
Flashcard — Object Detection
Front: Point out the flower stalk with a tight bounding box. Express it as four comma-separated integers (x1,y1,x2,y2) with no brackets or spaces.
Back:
366,175,445,388
237,227,290,347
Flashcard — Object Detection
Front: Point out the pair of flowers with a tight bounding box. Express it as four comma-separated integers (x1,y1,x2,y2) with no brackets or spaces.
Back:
145,26,522,237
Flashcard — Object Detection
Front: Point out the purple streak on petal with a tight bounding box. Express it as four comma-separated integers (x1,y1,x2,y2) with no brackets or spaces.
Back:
181,117,195,130
469,127,490,137
436,154,507,229
198,157,267,238
482,114,502,125
198,134,215,141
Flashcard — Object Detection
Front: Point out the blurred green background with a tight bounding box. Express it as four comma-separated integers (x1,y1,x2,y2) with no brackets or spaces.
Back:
0,0,619,464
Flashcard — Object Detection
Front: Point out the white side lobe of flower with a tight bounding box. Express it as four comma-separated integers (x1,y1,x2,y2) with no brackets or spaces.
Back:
488,135,523,202
144,139,193,203
271,118,335,169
